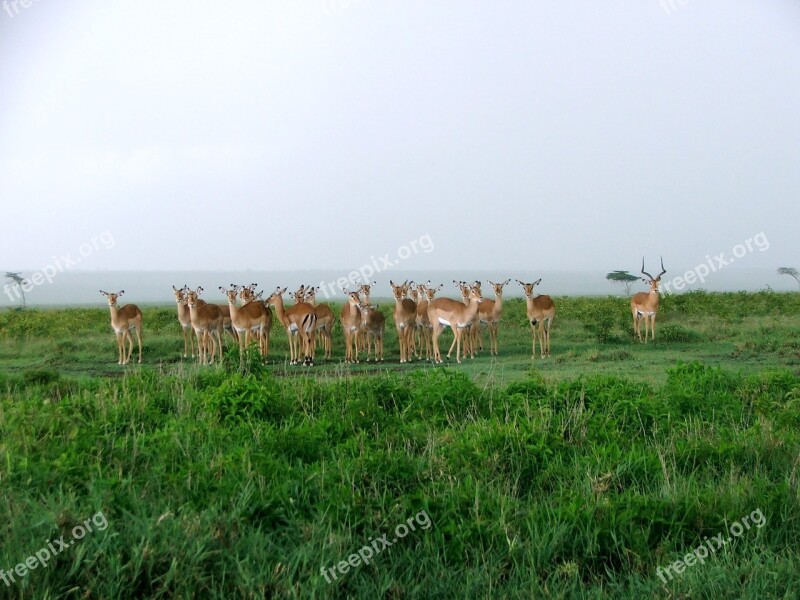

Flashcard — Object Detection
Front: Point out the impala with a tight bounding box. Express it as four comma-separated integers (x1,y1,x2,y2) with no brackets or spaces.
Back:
428,284,482,364
172,285,195,358
340,289,363,363
357,282,375,349
390,280,417,363
517,279,555,359
452,281,476,358
358,282,376,305
220,285,271,356
359,301,385,362
414,282,440,360
238,284,273,355
100,290,143,364
475,279,510,355
267,287,317,365
304,286,335,360
408,282,420,356
186,287,224,364
631,258,666,342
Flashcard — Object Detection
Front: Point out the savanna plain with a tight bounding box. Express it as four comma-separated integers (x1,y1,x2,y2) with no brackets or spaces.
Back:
1,290,799,598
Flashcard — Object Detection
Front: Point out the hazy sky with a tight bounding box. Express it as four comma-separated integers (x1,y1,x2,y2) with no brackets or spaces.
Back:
1,0,799,276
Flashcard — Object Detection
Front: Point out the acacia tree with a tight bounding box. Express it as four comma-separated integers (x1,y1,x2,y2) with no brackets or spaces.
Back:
606,270,639,296
4,272,27,308
778,267,800,289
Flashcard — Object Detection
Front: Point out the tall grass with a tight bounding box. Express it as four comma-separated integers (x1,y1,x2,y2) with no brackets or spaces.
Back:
0,292,798,597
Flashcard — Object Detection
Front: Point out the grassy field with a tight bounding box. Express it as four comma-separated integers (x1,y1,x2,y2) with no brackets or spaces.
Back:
1,290,799,598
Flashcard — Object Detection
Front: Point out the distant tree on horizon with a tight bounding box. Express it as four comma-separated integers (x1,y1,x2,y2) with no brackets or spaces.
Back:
778,267,800,289
606,270,639,296
4,272,27,308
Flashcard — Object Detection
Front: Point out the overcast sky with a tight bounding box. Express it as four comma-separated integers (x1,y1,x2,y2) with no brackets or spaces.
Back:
1,0,798,276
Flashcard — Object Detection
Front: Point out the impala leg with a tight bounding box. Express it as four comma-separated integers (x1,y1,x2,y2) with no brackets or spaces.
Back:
538,322,546,358
397,326,404,363
115,331,123,364
633,311,643,342
135,326,143,364
543,319,550,357
123,330,133,364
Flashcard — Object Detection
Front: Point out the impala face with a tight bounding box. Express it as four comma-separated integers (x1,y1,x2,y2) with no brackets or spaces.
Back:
266,287,288,305
172,286,188,304
220,286,240,305
517,279,543,299
185,289,201,309
640,258,667,290
489,280,510,297
425,284,442,301
389,280,409,300
100,290,124,307
467,286,483,304
358,281,376,302
292,285,306,304
347,291,361,305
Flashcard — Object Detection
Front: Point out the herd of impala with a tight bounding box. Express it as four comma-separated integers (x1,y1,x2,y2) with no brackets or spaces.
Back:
99,259,666,366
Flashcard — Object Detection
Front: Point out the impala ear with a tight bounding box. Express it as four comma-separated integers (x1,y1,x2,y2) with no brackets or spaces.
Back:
100,290,108,295
118,290,125,296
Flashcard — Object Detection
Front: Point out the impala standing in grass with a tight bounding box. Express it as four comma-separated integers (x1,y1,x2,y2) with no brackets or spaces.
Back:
268,287,317,366
341,289,363,363
390,280,417,363
100,290,143,365
631,258,666,343
475,279,509,356
186,287,224,364
238,284,273,356
428,284,482,364
172,285,195,358
414,282,440,360
359,301,386,362
304,286,335,360
517,279,555,359
220,285,271,356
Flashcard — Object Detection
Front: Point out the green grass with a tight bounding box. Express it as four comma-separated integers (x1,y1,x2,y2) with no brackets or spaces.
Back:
0,291,799,598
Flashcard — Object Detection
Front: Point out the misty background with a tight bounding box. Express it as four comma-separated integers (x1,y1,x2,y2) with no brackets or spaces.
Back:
1,1,798,305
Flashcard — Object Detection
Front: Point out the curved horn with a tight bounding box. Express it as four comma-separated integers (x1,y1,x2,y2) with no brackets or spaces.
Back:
641,257,654,281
